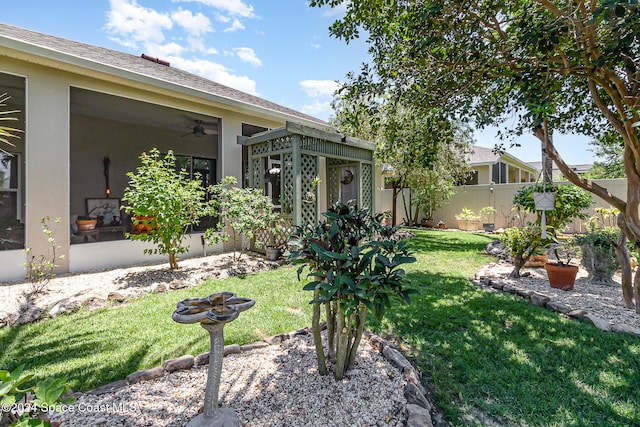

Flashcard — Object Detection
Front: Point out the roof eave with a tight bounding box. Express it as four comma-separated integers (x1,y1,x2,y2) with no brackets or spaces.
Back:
0,35,327,128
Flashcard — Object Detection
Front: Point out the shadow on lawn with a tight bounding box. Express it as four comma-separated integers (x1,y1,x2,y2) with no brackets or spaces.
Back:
368,269,640,426
0,307,204,392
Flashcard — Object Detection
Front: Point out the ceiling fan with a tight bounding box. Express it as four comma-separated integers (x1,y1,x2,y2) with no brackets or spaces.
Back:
181,119,210,137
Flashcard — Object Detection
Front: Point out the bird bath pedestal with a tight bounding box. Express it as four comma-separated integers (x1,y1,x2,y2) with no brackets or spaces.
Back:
172,292,255,427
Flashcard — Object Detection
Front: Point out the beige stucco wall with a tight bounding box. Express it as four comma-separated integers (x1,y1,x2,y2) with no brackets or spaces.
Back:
377,179,628,232
0,54,313,281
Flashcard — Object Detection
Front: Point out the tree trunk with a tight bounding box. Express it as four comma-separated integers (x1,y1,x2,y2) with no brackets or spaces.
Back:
509,254,526,278
312,289,327,375
325,301,336,362
346,306,367,371
334,311,349,380
613,215,635,308
391,183,400,227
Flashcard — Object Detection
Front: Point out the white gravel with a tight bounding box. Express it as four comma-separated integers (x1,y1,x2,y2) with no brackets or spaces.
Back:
478,260,640,330
51,333,407,426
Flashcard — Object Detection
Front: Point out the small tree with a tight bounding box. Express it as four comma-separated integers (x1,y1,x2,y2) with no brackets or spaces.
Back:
122,149,207,269
204,176,278,261
290,202,416,380
22,217,64,295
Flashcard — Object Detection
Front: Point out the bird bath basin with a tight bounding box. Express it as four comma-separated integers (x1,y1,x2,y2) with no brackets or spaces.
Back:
172,292,255,427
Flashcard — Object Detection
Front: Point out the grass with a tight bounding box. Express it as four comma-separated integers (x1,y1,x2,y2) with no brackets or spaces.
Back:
1,229,639,426
0,267,313,392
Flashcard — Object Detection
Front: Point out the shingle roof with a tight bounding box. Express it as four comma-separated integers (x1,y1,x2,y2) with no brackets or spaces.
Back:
0,22,327,125
467,145,501,164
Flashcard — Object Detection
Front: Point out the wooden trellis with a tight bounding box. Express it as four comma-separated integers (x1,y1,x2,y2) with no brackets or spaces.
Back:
238,122,376,237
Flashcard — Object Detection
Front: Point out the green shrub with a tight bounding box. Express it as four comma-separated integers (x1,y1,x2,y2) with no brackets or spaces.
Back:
290,202,416,380
513,183,593,232
122,149,208,269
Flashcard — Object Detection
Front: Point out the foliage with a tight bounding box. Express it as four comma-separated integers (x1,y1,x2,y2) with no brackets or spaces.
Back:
0,93,22,154
310,0,640,311
513,184,593,232
332,98,471,226
204,176,278,260
0,364,75,426
479,206,497,223
455,208,480,222
122,149,207,269
22,217,64,295
290,202,416,380
586,131,626,179
499,225,548,278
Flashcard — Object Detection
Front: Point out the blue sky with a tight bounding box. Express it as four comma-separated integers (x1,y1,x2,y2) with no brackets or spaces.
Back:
2,0,598,164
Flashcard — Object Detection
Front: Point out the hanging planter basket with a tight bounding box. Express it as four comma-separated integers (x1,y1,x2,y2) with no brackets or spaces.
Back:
533,191,556,211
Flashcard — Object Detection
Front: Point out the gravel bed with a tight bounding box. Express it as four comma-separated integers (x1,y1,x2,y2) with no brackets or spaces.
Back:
478,261,639,330
51,332,408,426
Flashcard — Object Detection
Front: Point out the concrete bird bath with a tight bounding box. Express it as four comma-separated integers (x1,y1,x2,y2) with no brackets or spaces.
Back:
172,292,255,427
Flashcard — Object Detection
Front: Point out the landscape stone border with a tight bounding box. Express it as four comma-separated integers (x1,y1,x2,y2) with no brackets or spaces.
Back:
474,265,640,339
82,328,434,427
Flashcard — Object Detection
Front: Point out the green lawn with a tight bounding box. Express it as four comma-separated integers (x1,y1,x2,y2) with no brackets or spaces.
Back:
1,229,639,426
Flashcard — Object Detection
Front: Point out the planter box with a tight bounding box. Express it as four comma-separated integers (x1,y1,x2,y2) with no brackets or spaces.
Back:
456,219,480,231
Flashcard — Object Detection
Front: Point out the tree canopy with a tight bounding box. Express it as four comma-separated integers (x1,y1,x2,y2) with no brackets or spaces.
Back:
312,0,640,310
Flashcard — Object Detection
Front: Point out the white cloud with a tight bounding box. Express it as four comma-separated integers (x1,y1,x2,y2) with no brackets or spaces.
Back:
301,100,333,121
106,0,173,47
234,47,261,67
144,41,186,57
176,0,256,18
223,18,245,32
169,57,258,95
299,80,340,98
171,9,212,37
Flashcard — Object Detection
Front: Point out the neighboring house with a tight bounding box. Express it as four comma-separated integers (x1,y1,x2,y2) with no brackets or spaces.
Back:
0,23,377,282
465,145,539,185
527,161,593,177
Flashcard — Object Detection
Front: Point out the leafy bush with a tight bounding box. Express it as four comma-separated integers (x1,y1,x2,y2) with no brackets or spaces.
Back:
290,202,416,380
122,149,208,269
1,364,75,426
499,225,548,278
204,176,279,260
22,217,64,295
513,183,593,232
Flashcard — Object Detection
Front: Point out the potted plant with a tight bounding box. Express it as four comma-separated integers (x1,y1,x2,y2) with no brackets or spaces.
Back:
75,216,98,230
573,222,620,286
545,239,579,290
455,207,481,231
480,206,497,232
527,182,557,211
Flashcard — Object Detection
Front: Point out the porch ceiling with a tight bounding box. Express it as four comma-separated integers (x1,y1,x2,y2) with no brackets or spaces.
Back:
70,88,219,135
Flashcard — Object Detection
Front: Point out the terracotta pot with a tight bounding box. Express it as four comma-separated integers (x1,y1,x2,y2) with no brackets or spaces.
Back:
544,262,578,291
525,254,548,268
76,218,97,231
133,215,156,235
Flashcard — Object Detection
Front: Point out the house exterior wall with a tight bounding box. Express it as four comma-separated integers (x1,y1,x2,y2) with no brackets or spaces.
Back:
474,164,491,184
0,53,311,282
